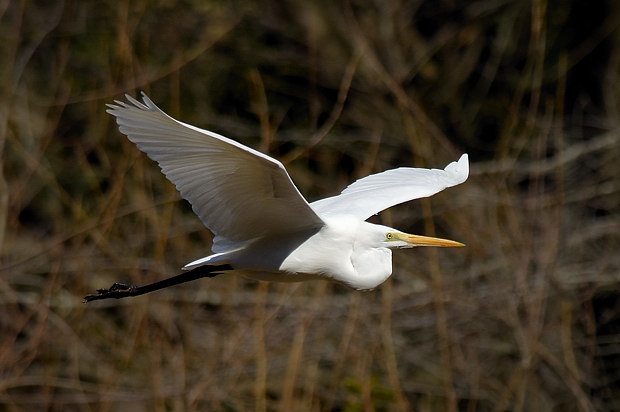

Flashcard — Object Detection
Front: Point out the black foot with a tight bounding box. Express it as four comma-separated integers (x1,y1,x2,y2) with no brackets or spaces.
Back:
83,265,232,303
83,282,138,302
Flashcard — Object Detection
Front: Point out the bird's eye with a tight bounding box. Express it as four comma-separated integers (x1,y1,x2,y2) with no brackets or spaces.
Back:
386,233,394,240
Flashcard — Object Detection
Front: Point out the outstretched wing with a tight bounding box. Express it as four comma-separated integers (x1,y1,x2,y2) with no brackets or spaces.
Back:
107,93,324,252
311,154,469,220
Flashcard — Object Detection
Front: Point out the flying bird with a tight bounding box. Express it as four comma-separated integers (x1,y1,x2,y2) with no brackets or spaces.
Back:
84,93,468,302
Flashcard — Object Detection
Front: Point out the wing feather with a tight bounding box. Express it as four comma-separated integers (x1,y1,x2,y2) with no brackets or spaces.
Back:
107,93,324,252
311,154,468,220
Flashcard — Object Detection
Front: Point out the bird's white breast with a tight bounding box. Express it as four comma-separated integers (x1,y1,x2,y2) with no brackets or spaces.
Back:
280,217,393,290
279,219,356,281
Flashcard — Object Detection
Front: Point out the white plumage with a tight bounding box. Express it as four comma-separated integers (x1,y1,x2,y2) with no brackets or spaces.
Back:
87,93,468,300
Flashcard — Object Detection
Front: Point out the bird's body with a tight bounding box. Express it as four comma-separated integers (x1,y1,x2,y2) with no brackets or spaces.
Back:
85,93,468,301
190,217,396,290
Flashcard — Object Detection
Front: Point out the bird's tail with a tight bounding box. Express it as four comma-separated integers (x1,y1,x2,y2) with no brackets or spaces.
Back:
83,264,233,302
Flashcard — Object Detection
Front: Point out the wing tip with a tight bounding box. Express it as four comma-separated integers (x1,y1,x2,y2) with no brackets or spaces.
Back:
445,153,469,184
137,92,159,111
106,92,160,114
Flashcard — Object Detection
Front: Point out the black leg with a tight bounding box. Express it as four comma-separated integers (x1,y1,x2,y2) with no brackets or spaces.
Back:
83,264,233,302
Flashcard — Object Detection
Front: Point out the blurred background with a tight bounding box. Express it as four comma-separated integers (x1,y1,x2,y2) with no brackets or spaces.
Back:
1,0,619,410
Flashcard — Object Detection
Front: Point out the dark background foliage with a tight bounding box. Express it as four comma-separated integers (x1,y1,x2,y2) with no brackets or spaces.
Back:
1,0,618,410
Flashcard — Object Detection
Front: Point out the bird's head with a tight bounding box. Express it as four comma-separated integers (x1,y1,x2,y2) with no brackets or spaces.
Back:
380,227,465,249
357,222,464,249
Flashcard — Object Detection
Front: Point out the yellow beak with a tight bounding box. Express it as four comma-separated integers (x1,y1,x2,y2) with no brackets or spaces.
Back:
396,233,465,247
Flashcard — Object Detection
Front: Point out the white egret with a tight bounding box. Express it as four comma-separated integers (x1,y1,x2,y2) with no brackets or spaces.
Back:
84,93,468,302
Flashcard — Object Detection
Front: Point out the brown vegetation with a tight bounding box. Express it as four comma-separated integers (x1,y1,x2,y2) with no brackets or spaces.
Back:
1,1,619,410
